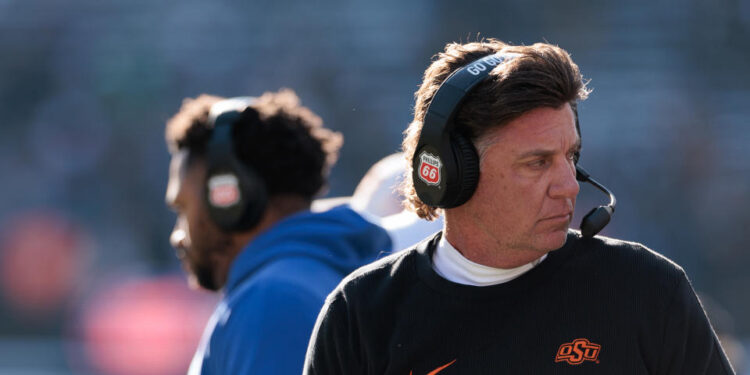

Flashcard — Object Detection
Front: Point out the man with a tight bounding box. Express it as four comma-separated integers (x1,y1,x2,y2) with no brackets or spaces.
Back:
164,89,391,374
304,40,734,374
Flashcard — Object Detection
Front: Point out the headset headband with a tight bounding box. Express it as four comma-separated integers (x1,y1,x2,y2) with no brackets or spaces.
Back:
209,96,256,124
204,96,268,232
419,52,521,148
207,96,256,163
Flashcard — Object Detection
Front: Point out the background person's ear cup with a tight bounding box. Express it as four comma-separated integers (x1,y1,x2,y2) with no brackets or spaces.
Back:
203,100,268,232
204,157,268,232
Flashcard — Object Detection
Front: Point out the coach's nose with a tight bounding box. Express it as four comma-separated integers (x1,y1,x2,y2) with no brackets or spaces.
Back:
549,158,580,200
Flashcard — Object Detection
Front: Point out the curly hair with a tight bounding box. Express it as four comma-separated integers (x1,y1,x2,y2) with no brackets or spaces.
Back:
402,39,590,220
165,89,343,201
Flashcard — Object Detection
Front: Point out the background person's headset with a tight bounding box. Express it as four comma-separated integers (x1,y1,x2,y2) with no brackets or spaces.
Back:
411,52,616,237
203,97,269,232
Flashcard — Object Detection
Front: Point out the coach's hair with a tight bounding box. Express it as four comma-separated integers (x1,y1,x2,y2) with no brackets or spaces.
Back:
165,89,343,200
402,39,591,220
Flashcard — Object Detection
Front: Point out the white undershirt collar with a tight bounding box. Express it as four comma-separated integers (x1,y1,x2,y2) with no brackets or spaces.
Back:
432,235,547,286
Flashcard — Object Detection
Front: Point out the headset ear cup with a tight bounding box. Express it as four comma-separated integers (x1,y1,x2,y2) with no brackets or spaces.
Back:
205,167,244,232
447,133,480,208
205,158,268,232
204,100,269,232
227,158,268,231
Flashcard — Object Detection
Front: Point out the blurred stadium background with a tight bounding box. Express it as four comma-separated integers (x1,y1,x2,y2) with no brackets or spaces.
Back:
1,0,748,373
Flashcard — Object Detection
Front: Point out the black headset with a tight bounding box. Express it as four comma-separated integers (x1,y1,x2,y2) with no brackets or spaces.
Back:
411,52,616,237
204,97,268,232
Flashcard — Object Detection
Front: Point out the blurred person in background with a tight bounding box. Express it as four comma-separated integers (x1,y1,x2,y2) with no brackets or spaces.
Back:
304,40,734,374
349,152,405,217
312,152,444,252
164,89,391,374
700,293,747,373
350,152,444,251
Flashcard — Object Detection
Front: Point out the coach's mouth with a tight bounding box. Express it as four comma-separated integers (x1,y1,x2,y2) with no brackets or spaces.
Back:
539,212,572,223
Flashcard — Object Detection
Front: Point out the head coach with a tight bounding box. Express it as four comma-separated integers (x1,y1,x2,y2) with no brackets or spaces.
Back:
164,89,391,374
303,40,734,374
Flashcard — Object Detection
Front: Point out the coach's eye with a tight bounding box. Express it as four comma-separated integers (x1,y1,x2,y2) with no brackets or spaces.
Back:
528,159,548,169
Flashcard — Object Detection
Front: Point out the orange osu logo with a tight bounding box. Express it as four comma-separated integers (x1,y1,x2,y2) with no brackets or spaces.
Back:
555,338,601,365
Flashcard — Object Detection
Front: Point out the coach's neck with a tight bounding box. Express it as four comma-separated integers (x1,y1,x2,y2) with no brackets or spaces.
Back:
443,207,548,269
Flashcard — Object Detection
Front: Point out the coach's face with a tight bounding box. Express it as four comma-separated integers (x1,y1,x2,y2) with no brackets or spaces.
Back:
166,150,231,291
468,104,580,254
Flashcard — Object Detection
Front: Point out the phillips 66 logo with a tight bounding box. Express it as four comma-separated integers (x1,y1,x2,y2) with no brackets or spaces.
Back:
418,152,442,185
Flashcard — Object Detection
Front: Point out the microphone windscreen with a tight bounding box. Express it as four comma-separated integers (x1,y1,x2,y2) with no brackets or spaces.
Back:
580,206,612,238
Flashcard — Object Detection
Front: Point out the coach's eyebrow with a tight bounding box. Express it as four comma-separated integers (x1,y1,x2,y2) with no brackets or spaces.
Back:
515,138,581,161
517,149,556,160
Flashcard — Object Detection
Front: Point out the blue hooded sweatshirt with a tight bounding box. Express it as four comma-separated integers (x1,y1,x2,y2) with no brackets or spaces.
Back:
188,205,391,375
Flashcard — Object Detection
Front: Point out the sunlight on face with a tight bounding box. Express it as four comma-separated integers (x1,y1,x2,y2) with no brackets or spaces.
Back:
165,151,229,291
466,104,580,254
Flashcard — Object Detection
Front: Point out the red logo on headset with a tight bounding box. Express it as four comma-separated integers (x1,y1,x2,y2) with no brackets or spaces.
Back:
418,152,442,185
208,174,241,208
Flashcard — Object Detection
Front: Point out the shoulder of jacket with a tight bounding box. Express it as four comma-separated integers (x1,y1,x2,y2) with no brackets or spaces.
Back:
572,231,686,280
324,246,420,305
